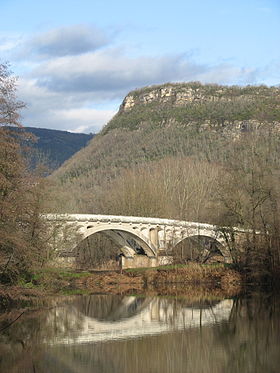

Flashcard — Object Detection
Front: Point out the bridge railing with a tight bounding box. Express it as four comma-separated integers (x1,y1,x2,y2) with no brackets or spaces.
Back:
41,213,252,233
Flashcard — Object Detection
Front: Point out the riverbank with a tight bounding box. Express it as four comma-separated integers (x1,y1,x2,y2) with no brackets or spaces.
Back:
0,263,243,309
73,263,242,295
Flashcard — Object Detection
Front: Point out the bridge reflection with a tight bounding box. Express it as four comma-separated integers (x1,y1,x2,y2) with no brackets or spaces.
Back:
46,295,234,345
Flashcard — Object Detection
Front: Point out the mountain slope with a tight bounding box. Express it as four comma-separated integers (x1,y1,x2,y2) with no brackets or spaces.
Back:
52,82,280,213
11,126,94,170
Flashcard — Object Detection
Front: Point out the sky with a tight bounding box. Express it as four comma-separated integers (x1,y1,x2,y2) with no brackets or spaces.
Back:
0,0,279,133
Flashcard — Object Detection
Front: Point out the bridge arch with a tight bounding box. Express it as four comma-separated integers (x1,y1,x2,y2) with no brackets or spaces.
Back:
80,224,157,257
172,233,232,263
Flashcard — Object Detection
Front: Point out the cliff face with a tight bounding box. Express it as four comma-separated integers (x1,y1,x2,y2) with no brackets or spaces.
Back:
120,83,279,111
102,83,280,137
121,86,205,110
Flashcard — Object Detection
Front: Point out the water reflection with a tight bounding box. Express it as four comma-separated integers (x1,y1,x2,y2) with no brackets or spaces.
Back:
46,296,234,345
0,293,280,373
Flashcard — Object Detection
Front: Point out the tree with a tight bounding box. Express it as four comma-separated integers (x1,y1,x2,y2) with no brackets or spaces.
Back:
0,63,49,283
0,62,25,127
216,130,280,281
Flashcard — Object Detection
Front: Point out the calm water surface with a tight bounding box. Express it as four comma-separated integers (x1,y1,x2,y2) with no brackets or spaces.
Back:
0,292,280,373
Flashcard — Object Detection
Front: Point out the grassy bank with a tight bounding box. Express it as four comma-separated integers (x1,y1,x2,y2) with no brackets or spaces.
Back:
72,263,242,296
0,263,242,309
0,269,91,309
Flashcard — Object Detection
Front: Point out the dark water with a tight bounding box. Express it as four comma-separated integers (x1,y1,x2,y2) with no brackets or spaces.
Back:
0,292,280,373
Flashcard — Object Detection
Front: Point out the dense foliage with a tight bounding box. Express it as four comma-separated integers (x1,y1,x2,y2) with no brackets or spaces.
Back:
0,63,50,283
8,126,94,171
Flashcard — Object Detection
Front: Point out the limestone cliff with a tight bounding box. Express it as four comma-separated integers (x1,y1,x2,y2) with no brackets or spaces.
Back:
102,82,280,137
120,83,279,111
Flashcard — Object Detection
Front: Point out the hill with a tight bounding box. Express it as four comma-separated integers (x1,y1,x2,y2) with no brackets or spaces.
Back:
10,126,94,170
51,82,280,216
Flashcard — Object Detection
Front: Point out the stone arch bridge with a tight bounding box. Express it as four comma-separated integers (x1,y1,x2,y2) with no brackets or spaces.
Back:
44,214,248,268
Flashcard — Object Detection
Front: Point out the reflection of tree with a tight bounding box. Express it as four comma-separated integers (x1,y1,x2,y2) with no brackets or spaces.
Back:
0,309,49,372
215,295,280,373
0,298,86,372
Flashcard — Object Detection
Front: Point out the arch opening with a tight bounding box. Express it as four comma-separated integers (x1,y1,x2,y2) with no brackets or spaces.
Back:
75,227,156,269
172,235,227,264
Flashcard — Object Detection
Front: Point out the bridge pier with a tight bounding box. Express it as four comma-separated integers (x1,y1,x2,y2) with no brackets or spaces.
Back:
149,228,159,249
121,254,173,269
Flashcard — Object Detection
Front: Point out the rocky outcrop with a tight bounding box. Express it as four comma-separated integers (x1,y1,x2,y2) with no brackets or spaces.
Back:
109,83,280,139
120,83,280,112
121,86,207,111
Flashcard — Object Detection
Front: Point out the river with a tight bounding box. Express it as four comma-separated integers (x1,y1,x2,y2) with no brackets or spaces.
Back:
0,292,279,372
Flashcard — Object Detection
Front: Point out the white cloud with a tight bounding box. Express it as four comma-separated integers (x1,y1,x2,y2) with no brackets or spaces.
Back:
0,34,23,55
34,48,258,95
9,24,262,133
29,25,109,57
17,78,116,132
0,39,18,52
52,108,116,133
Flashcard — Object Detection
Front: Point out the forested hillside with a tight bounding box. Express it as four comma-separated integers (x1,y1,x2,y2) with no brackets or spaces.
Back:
52,82,280,216
9,126,94,171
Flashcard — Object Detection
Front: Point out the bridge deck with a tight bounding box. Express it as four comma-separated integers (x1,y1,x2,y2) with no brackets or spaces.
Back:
42,213,249,233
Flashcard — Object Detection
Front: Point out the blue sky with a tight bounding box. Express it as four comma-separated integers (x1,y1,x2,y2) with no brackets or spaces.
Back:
1,0,279,133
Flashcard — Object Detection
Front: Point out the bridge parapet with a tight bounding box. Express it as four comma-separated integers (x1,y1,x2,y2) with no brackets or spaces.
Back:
43,213,224,230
